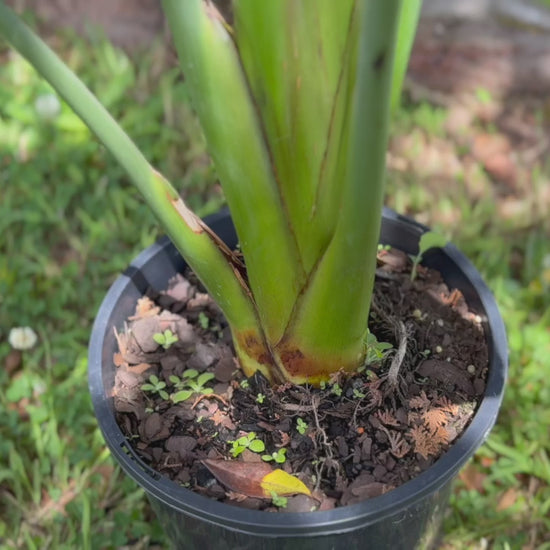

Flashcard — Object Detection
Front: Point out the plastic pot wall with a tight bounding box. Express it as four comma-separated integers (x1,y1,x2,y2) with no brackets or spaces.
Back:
89,208,507,550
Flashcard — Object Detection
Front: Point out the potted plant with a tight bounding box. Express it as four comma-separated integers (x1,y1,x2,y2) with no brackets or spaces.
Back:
0,1,507,548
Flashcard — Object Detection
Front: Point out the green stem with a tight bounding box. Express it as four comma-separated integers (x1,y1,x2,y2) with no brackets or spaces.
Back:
163,0,306,344
277,0,402,377
0,2,261,337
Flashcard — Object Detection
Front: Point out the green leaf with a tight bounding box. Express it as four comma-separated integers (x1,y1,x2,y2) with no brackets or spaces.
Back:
197,372,215,387
248,439,266,453
183,369,199,379
158,390,169,401
171,390,193,403
152,333,166,345
418,231,448,256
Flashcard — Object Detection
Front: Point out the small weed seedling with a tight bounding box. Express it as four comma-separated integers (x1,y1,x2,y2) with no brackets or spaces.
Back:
353,388,366,399
262,448,287,464
256,393,266,404
141,375,169,401
362,330,393,369
153,329,178,350
410,231,448,281
169,369,215,404
296,418,308,435
228,432,265,458
270,491,288,508
197,312,210,329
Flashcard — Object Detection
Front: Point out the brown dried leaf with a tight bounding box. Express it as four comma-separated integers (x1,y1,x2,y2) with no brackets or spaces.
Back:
126,362,152,375
202,459,273,498
497,488,518,511
130,296,160,319
210,409,236,430
459,464,486,492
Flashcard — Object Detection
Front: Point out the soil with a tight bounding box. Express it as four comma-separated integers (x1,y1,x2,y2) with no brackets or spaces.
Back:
111,246,488,512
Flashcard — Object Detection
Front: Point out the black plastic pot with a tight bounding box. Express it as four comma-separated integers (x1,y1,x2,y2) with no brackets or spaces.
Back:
89,208,507,550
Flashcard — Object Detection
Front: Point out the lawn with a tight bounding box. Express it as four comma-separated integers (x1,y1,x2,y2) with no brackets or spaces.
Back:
1,21,549,550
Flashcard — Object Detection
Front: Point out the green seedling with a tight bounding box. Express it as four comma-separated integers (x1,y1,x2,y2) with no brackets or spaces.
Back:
141,375,169,401
296,418,308,435
353,388,366,399
363,330,393,368
256,393,265,404
262,448,287,464
228,432,265,458
170,370,215,404
153,329,178,349
240,379,250,390
198,312,210,329
331,383,343,397
410,231,448,281
270,491,288,508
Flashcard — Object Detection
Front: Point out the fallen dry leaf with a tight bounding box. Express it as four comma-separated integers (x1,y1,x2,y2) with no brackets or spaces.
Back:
126,362,152,375
202,459,272,498
458,464,486,492
202,460,311,499
497,487,519,511
260,469,312,498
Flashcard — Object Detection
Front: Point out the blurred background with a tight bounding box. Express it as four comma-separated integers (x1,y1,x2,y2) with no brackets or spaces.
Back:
1,1,549,548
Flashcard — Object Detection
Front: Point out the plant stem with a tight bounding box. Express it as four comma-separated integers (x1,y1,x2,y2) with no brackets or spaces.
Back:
0,2,271,366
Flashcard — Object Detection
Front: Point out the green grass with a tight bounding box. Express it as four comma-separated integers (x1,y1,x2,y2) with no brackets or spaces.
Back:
1,25,549,550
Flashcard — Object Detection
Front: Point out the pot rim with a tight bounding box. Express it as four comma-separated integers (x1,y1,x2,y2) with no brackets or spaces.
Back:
89,208,507,536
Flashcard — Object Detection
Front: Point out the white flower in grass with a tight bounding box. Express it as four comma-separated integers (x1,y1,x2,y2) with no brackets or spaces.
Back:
8,327,38,350
34,93,61,121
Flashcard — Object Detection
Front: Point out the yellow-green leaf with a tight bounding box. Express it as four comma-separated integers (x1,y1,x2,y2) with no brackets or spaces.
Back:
260,469,311,497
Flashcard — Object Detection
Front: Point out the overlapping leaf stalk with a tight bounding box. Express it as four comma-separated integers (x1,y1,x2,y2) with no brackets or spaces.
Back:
0,0,421,384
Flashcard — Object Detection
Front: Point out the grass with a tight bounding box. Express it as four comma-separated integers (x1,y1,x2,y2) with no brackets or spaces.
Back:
1,25,549,550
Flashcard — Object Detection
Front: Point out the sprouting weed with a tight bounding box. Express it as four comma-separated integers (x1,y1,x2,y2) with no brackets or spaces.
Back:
153,329,178,350
198,312,210,329
240,379,250,389
296,417,308,435
141,374,169,401
228,432,265,457
331,383,342,397
361,330,393,369
410,231,447,281
353,388,366,399
270,491,287,508
256,393,265,404
169,369,215,403
262,448,287,464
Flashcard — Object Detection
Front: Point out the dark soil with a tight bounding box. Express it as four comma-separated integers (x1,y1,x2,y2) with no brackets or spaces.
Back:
112,247,488,512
